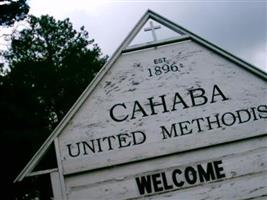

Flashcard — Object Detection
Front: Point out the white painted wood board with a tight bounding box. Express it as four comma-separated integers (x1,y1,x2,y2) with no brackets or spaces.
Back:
58,39,267,175
65,135,267,200
50,171,64,200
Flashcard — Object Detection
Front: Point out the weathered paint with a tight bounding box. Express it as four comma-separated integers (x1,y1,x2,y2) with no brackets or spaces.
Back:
65,135,267,200
58,39,267,175
14,10,267,200
50,171,64,200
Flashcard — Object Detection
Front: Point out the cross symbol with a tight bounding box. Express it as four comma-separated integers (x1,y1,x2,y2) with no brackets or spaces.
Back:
144,21,161,42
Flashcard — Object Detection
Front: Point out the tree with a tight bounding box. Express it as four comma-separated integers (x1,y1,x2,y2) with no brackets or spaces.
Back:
1,15,107,199
0,0,29,26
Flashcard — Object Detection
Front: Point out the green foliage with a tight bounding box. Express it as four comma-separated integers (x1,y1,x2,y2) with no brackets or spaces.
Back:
4,15,107,129
0,0,29,26
1,15,107,199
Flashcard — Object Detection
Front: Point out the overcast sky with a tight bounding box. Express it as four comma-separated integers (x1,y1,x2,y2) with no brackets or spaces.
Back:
26,1,267,72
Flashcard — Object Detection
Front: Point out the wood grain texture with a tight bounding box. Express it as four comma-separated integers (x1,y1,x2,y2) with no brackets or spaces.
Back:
50,171,64,200
58,40,267,175
65,135,267,200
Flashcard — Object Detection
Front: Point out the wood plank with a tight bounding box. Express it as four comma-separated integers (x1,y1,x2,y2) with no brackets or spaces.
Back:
54,138,67,200
65,136,267,200
50,171,64,200
27,168,57,177
147,172,267,200
58,40,267,175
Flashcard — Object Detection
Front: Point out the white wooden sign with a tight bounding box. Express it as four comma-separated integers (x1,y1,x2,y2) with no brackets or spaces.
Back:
14,10,267,200
65,135,267,200
58,39,267,175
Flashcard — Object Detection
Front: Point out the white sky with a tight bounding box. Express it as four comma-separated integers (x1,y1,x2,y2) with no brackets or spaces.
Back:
17,1,267,72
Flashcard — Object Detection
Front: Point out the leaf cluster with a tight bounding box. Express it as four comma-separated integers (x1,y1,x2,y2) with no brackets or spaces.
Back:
0,0,29,26
0,15,107,199
4,15,107,128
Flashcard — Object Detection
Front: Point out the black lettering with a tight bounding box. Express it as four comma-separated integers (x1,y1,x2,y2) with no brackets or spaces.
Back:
191,117,205,132
161,172,173,190
96,138,103,152
213,160,226,179
189,88,208,107
236,109,251,124
131,101,148,120
172,92,189,111
250,107,259,121
206,114,222,130
82,141,95,154
148,95,170,115
197,162,216,183
117,133,131,148
172,169,184,187
110,103,128,122
102,135,116,150
152,173,164,192
184,166,197,185
257,105,267,119
66,143,81,157
221,112,236,126
210,84,229,103
178,121,192,135
160,123,178,139
131,131,146,145
135,175,152,195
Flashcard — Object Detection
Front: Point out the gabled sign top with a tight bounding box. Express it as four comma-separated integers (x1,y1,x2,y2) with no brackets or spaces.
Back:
144,21,161,42
122,9,188,50
14,9,267,183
